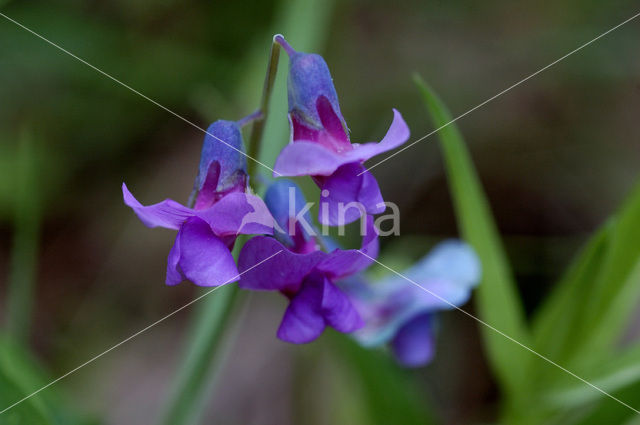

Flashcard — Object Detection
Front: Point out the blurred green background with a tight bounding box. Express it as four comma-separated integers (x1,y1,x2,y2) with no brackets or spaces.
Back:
1,0,639,424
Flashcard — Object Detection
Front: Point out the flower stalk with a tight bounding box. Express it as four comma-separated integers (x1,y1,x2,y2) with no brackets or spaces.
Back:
159,37,285,425
246,34,283,178
160,283,239,425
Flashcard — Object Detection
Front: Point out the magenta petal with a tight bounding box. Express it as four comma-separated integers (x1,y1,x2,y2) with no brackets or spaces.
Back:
321,279,363,333
237,236,326,292
123,183,194,230
340,109,410,163
318,163,384,226
277,276,326,344
167,217,239,287
197,193,273,237
273,142,343,177
316,96,350,147
391,314,435,367
316,216,379,279
193,161,221,210
274,109,409,178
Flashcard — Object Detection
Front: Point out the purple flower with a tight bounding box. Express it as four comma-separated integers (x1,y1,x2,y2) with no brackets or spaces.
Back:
238,180,379,343
273,36,411,226
341,240,481,367
123,120,273,287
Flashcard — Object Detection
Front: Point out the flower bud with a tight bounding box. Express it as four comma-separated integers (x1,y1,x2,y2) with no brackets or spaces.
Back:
287,52,346,131
192,120,247,209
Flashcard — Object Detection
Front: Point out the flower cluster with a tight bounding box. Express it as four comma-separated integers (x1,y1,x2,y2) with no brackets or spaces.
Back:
123,36,481,367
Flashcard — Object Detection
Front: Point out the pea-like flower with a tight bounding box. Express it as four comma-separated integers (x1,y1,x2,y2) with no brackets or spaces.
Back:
273,36,411,226
123,120,273,287
342,240,481,367
238,179,379,343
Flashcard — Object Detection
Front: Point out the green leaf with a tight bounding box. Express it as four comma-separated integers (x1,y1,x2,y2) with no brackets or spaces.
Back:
542,342,640,409
414,75,531,397
0,335,93,425
531,223,612,365
329,334,437,425
568,379,640,425
160,284,239,425
572,182,640,365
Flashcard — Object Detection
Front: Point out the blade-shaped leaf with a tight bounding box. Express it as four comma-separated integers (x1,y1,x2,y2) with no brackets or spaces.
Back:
542,342,640,409
569,380,640,425
572,182,640,366
414,75,530,397
0,335,92,425
329,334,437,425
531,223,612,364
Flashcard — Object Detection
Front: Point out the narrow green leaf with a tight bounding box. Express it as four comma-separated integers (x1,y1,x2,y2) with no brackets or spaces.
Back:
414,75,530,397
329,334,437,425
542,343,640,409
568,379,640,425
160,285,238,425
531,223,612,364
573,182,640,365
0,335,93,425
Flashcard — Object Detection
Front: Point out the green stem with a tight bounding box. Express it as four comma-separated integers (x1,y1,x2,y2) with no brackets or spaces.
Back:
246,35,282,178
160,41,283,425
160,284,239,425
160,0,334,421
6,131,40,344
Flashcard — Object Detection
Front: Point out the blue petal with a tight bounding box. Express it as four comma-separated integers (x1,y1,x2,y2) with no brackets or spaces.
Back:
391,314,436,368
287,52,347,132
263,179,313,247
349,240,481,347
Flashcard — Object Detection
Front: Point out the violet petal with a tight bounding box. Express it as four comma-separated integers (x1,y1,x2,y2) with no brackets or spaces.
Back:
391,314,435,367
237,236,326,293
321,278,364,333
316,215,379,280
165,231,183,286
169,217,238,287
277,274,326,343
122,183,194,230
197,193,274,237
318,163,384,226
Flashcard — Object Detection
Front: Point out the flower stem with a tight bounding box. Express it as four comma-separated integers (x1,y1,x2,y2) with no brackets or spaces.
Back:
6,130,40,344
160,284,239,425
246,35,283,178
236,109,263,128
160,41,284,424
